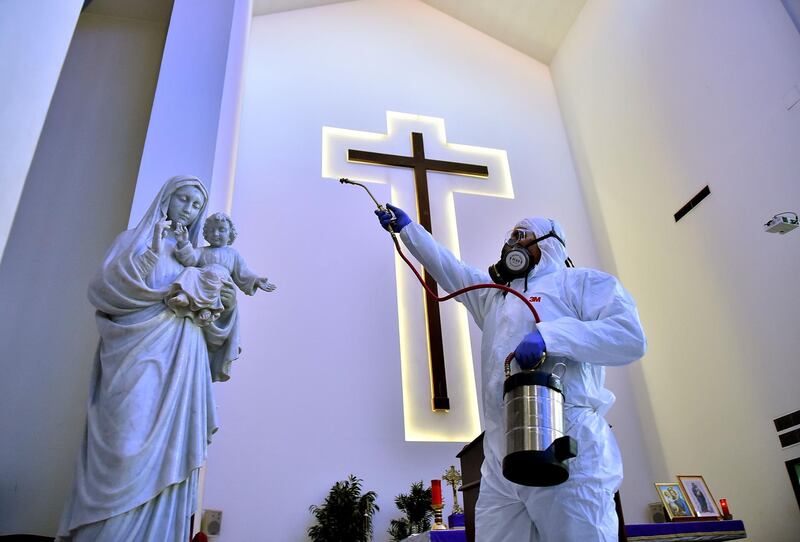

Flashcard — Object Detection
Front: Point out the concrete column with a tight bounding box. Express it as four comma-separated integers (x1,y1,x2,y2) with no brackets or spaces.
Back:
209,0,254,214
129,0,244,224
0,0,83,263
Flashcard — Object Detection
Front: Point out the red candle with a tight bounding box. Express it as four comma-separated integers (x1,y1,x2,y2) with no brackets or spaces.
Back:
431,479,442,505
719,498,730,517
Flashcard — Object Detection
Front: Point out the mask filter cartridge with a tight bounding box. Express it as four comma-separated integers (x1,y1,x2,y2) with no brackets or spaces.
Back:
489,245,532,284
504,248,529,274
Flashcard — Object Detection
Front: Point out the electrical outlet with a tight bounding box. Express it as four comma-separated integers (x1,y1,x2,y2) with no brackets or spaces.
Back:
648,502,666,523
202,509,223,536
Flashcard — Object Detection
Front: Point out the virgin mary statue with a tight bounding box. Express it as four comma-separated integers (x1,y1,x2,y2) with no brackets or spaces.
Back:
57,175,241,541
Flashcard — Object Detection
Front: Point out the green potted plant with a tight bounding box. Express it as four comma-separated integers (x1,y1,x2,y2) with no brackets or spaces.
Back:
388,481,433,541
308,475,379,542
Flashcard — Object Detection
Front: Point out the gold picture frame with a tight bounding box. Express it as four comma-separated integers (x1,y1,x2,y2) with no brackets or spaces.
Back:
654,482,694,521
678,475,721,519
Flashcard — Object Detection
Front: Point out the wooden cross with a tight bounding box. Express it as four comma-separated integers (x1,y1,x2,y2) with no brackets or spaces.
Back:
348,132,489,411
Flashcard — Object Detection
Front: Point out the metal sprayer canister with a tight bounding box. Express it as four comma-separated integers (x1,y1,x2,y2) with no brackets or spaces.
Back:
502,354,577,487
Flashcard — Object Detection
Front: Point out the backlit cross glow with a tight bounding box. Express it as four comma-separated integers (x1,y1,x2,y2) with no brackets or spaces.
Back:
322,111,513,442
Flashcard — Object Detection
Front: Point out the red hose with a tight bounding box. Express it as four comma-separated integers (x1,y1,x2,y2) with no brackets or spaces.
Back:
389,233,541,324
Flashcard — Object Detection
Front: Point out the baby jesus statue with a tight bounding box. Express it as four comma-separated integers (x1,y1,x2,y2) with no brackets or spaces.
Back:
166,212,276,325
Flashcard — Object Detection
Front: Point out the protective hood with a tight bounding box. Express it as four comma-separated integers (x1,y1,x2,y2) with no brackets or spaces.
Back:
515,217,569,279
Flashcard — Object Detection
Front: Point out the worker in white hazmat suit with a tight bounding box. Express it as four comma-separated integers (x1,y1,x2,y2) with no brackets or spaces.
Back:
376,205,646,541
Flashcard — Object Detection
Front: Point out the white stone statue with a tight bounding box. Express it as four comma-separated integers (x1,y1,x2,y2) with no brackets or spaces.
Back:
166,212,277,326
57,175,242,542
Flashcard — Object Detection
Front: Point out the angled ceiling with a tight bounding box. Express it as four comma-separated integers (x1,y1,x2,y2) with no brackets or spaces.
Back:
83,0,174,24
252,0,587,64
420,0,586,64
252,0,354,15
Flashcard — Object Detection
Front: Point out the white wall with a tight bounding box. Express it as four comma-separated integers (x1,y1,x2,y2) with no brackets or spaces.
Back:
0,0,82,263
552,0,800,539
201,0,652,538
0,12,167,536
129,0,236,223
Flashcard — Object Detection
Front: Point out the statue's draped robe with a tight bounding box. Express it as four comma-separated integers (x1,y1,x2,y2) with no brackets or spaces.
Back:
57,177,240,541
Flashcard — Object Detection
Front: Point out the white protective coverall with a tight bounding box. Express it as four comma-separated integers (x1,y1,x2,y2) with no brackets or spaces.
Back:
399,217,646,542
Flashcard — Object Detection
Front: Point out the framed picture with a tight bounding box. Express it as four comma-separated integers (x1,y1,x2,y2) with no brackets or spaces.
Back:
654,482,694,521
786,457,800,512
678,475,721,518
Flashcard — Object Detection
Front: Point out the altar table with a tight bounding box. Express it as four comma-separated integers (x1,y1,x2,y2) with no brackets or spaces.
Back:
625,519,747,541
406,519,747,542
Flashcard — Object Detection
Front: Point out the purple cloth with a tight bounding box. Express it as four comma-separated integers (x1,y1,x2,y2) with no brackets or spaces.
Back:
626,519,746,539
406,530,467,541
430,531,466,542
448,513,465,529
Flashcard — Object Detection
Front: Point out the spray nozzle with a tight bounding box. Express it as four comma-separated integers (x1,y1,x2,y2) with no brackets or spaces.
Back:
339,177,388,212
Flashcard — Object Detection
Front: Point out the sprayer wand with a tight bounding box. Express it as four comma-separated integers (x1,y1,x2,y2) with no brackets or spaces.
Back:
340,177,384,210
339,177,541,325
340,177,401,246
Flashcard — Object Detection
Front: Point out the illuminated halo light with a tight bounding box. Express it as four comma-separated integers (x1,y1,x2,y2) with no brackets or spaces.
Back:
322,111,513,441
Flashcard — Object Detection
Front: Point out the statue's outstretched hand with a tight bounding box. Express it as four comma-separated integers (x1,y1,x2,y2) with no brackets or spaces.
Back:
257,278,277,292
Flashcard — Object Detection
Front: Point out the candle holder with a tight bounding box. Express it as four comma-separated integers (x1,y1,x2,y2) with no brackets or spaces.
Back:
719,498,733,520
431,503,447,530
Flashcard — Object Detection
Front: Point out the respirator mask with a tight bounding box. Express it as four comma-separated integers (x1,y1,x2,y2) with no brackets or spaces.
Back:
488,221,566,285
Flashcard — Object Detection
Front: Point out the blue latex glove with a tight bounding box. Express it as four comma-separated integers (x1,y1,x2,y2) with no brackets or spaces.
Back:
375,203,411,233
514,329,546,370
